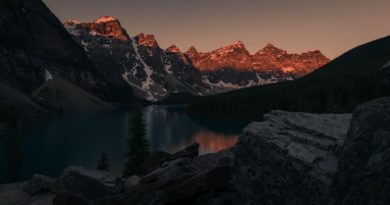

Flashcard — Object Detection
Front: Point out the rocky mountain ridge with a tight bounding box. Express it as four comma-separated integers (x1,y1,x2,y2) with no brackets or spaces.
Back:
63,16,329,102
184,41,330,77
0,0,112,118
64,18,211,102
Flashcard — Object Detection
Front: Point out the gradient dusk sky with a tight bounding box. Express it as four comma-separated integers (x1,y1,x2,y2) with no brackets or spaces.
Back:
43,0,390,59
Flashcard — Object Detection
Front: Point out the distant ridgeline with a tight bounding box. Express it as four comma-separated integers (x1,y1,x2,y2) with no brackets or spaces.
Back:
188,36,390,120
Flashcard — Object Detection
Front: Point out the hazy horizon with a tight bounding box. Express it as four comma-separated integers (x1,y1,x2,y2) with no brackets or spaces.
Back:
43,0,390,59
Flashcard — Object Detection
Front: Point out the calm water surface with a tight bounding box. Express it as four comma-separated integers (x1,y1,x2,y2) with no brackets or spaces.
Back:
0,105,249,183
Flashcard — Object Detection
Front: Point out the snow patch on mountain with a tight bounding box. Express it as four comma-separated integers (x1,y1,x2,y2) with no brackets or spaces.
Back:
127,38,168,101
81,40,89,51
45,70,53,81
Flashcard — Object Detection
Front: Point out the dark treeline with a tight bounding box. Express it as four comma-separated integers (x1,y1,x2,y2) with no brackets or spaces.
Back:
188,36,390,120
2,104,23,183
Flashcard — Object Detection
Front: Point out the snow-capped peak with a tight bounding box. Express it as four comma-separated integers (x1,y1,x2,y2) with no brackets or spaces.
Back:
94,16,117,23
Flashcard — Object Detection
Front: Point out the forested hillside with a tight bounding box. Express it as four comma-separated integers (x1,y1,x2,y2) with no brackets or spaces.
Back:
188,36,390,120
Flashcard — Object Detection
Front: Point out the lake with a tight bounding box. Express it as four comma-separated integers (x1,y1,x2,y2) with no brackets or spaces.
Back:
0,105,249,184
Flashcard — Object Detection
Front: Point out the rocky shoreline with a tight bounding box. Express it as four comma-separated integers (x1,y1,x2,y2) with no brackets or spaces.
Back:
1,97,389,205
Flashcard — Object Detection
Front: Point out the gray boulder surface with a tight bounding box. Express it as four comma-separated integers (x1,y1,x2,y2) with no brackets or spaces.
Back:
58,166,123,202
234,110,352,205
27,174,57,195
112,149,234,205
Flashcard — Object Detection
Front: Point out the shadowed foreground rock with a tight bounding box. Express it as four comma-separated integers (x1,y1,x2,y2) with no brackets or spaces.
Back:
141,143,199,175
382,60,390,86
234,111,352,205
110,149,234,205
330,97,390,205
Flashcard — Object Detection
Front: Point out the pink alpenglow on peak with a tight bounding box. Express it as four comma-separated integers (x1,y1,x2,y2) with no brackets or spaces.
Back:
63,19,80,26
94,16,117,23
185,42,330,75
63,17,130,41
135,33,159,47
166,45,182,53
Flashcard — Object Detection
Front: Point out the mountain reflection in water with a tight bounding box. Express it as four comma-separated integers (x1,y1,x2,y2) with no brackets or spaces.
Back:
0,105,249,183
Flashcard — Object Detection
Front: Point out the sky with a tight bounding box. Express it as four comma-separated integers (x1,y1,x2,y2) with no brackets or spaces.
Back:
43,0,390,59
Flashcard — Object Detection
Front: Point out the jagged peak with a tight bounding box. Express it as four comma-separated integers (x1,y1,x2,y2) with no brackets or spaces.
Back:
256,43,286,55
305,49,324,54
186,46,198,54
213,41,249,55
224,41,247,49
64,16,129,41
64,19,80,26
233,41,245,47
262,43,283,50
135,33,159,47
265,43,276,48
94,16,117,23
166,45,182,53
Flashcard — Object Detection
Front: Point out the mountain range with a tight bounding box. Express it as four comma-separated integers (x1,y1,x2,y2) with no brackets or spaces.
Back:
0,0,330,118
189,36,390,119
63,16,329,102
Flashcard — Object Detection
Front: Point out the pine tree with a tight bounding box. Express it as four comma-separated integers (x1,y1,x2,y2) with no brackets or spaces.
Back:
96,151,110,171
123,105,151,177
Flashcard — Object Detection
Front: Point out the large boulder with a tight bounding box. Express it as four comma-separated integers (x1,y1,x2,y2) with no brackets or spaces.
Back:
27,174,57,195
141,143,200,175
234,110,352,205
53,191,89,205
0,181,55,205
330,97,390,205
112,149,234,205
58,166,123,202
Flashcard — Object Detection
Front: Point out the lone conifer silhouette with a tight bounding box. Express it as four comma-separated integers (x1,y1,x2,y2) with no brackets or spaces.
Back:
123,104,151,177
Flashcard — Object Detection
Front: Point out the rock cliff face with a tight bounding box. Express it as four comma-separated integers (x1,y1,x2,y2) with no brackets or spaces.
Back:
0,0,110,115
234,111,352,204
0,0,108,96
65,16,130,41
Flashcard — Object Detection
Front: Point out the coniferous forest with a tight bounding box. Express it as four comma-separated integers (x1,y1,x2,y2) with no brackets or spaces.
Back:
188,36,390,120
